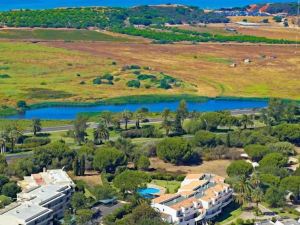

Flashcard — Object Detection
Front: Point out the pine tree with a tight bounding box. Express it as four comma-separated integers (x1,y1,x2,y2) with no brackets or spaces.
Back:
226,132,231,148
173,111,184,134
80,155,85,176
73,157,80,176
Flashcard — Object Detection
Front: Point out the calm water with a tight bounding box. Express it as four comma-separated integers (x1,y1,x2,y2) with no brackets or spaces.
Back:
7,99,268,120
0,0,295,11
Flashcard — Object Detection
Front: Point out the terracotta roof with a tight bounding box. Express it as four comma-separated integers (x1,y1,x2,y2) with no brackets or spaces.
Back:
211,175,225,183
152,194,180,204
179,191,195,197
170,197,199,210
180,180,208,191
185,173,204,180
210,183,229,193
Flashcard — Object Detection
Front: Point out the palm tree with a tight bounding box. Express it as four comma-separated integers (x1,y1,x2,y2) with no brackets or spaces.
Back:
135,108,146,129
101,111,113,127
114,137,135,160
161,120,172,136
161,108,171,121
240,114,254,130
251,187,263,215
122,110,133,130
3,123,23,152
93,123,109,145
32,118,42,136
232,176,252,208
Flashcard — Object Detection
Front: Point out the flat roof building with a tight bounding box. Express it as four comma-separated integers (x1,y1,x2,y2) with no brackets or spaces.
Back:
0,169,75,225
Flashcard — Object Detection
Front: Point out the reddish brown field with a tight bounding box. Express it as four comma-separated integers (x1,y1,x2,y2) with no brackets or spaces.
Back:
46,41,300,100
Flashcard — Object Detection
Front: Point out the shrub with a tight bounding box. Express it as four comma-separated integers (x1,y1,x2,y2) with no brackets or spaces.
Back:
137,74,156,80
0,74,10,79
127,80,141,88
23,137,51,148
159,79,171,89
102,73,114,81
93,77,102,85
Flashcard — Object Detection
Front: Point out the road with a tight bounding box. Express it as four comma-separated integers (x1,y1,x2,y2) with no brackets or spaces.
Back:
23,108,260,134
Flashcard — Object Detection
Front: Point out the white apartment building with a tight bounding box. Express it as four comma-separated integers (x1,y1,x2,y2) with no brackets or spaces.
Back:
151,173,233,225
0,169,75,225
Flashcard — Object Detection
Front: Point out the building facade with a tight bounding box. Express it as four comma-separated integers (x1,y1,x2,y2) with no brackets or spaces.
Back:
151,173,233,225
0,169,75,225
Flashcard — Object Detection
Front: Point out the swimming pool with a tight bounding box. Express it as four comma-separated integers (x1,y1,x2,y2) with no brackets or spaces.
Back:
138,187,160,199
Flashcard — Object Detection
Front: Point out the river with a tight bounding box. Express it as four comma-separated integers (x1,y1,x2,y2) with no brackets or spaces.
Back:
6,98,268,120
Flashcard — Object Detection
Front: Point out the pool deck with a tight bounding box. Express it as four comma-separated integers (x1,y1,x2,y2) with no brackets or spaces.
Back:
147,183,166,196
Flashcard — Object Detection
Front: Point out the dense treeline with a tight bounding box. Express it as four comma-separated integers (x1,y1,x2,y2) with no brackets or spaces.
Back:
112,26,298,44
0,5,228,29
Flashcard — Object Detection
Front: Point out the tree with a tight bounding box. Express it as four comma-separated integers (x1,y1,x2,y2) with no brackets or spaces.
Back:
93,185,116,200
177,100,188,124
93,147,127,173
265,186,285,207
135,108,147,129
193,130,218,147
2,122,23,152
200,112,224,131
244,144,270,162
226,160,253,177
173,111,184,134
240,114,254,129
76,209,93,225
101,111,113,127
16,100,27,109
157,137,194,165
0,175,9,192
161,119,172,136
93,122,109,145
71,192,87,210
113,170,150,193
272,123,300,145
121,203,168,225
136,155,150,171
73,156,80,176
259,153,288,168
231,176,252,208
113,137,135,160
122,110,133,130
74,115,88,145
32,118,42,136
280,176,300,201
267,142,295,156
79,155,85,176
1,182,21,198
251,187,263,214
161,108,171,121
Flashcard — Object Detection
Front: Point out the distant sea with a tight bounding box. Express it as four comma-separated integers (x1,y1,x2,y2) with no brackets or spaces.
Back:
0,0,296,11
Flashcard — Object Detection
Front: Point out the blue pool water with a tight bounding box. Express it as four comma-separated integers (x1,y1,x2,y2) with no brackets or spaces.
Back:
0,0,294,11
138,187,160,198
6,98,268,120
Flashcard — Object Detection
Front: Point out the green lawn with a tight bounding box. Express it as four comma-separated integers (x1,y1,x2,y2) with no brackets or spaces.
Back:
151,179,181,194
215,202,242,224
0,29,129,42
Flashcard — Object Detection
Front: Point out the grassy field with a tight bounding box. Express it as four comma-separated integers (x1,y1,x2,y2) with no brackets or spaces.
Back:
0,28,299,111
0,29,131,42
151,179,181,194
49,41,300,100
